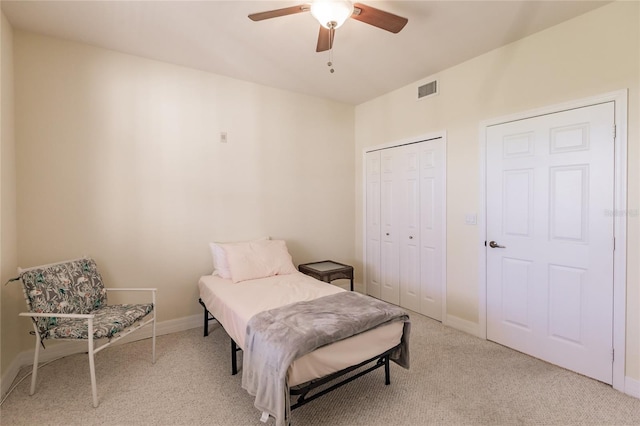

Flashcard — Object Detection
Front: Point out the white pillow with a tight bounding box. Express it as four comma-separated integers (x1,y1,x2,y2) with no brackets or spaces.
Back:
222,239,297,283
210,243,232,279
209,237,269,279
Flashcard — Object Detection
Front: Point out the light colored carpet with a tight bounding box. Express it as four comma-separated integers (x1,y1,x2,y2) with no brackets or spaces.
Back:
1,312,638,425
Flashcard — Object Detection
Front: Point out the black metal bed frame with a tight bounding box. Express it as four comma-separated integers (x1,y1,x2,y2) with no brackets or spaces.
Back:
198,298,395,411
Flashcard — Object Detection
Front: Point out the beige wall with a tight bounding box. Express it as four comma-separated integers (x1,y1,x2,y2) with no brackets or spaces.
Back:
1,11,21,376
7,32,355,368
354,1,639,381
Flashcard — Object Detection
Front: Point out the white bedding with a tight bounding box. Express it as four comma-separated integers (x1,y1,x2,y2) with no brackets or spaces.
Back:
198,272,404,386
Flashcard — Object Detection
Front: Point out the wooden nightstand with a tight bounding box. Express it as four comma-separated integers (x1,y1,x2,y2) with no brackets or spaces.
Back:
298,260,354,291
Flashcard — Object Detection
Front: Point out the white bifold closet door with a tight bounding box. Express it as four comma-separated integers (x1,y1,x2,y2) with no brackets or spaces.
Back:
365,137,445,320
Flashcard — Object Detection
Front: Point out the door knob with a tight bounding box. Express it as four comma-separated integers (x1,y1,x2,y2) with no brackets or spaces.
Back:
489,241,506,248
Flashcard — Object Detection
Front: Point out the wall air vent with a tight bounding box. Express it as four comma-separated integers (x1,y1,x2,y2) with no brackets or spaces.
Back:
417,80,438,101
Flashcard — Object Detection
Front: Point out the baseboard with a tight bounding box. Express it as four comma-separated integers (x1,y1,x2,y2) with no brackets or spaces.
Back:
1,313,202,400
444,313,481,337
626,376,640,399
1,356,24,402
116,313,201,344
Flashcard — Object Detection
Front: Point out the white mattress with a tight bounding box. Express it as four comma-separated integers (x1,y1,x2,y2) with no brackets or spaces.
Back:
198,272,404,386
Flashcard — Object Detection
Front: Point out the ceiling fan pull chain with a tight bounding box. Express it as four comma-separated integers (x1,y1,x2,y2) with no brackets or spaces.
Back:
327,29,335,73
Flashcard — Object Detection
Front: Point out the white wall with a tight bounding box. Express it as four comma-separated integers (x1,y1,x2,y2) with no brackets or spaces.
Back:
10,32,355,357
354,1,639,382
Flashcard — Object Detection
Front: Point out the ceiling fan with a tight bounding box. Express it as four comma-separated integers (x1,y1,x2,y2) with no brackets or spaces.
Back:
248,0,408,53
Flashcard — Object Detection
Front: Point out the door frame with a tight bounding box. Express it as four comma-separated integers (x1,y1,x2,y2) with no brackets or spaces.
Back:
362,131,447,322
477,90,628,392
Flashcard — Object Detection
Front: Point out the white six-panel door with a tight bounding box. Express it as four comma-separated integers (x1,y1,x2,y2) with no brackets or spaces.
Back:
486,102,615,383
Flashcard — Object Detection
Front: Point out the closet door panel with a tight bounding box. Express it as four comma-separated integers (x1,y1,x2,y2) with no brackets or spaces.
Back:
365,151,382,298
419,142,444,320
380,150,400,305
399,146,421,312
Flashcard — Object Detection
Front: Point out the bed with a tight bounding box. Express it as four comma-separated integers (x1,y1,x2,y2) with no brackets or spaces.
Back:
198,239,410,425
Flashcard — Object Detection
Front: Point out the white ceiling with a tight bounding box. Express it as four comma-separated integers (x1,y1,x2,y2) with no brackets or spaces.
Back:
2,0,610,105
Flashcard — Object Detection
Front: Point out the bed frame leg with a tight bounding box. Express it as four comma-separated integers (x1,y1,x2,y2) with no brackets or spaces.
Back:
203,308,209,337
198,298,241,376
199,298,212,337
384,355,390,385
231,340,238,375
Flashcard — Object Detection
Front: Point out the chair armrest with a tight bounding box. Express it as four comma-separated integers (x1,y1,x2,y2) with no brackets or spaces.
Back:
19,312,95,319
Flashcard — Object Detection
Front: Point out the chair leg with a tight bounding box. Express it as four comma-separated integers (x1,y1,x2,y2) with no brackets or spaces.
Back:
152,312,157,364
29,331,41,396
152,290,157,364
88,318,98,408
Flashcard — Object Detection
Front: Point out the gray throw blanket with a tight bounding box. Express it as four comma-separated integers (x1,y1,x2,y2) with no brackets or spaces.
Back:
241,291,410,426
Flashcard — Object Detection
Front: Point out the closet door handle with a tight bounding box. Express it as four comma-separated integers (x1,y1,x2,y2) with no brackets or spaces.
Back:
409,236,414,239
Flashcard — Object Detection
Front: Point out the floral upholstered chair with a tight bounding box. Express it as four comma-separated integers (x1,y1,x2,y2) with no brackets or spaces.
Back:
18,257,156,407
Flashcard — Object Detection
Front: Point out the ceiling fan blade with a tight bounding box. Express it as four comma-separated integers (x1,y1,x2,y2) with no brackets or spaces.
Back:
351,3,408,33
248,4,309,21
316,26,335,52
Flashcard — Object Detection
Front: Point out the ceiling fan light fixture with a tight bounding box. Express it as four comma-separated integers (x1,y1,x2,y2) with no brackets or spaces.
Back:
310,0,354,29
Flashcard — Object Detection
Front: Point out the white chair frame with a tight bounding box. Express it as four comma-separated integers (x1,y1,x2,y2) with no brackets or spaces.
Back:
19,288,157,407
